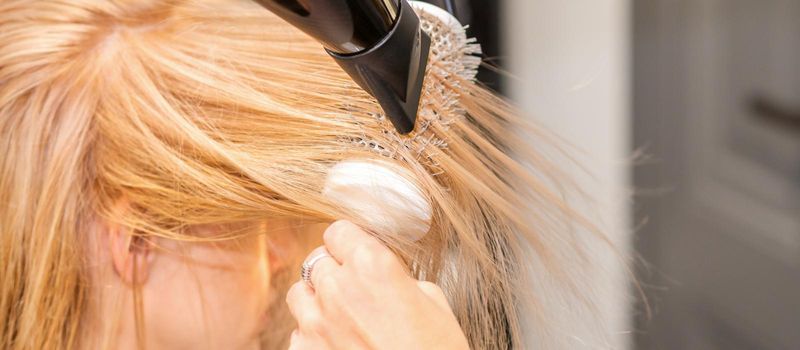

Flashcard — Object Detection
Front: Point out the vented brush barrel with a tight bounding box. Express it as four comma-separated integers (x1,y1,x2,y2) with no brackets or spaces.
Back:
253,0,431,135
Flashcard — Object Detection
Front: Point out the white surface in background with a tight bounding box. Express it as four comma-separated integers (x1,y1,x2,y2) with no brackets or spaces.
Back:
505,0,632,349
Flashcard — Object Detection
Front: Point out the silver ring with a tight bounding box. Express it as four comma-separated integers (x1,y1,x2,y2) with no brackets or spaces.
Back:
301,251,333,289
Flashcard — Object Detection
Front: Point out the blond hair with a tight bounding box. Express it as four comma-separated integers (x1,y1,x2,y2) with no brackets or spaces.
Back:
0,1,614,349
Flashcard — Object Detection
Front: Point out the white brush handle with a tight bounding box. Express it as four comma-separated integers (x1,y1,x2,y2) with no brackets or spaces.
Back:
323,160,432,241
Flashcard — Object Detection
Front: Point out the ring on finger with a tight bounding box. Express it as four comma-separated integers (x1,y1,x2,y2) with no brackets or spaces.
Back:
301,250,334,289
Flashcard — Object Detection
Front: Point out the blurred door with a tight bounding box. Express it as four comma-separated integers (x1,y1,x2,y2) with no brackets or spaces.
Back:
634,0,800,349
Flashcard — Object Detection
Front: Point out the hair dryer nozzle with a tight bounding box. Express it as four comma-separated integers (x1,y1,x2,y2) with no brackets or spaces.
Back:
253,0,431,134
327,1,430,134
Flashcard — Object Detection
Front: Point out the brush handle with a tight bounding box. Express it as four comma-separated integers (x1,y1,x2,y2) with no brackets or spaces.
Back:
252,0,400,54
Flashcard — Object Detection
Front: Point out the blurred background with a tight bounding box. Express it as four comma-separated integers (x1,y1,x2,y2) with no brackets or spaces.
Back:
631,1,800,349
422,0,800,349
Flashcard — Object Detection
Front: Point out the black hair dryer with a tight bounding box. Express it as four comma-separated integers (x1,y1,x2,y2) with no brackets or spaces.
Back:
252,0,431,134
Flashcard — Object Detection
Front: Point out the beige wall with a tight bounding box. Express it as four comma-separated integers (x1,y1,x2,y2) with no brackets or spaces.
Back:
505,0,631,349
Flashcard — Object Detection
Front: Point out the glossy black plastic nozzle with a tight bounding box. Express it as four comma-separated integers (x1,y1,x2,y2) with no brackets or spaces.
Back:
252,0,431,134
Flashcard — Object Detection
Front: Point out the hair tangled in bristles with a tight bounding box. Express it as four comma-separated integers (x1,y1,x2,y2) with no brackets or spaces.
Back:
0,1,617,349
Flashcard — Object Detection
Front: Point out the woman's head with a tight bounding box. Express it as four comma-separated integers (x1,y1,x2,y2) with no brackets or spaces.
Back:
85,220,280,349
1,1,611,349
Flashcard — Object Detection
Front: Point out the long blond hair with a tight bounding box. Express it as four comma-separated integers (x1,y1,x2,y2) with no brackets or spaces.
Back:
0,1,615,349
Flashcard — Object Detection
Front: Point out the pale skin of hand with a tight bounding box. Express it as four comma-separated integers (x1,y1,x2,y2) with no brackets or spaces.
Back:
285,220,470,350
